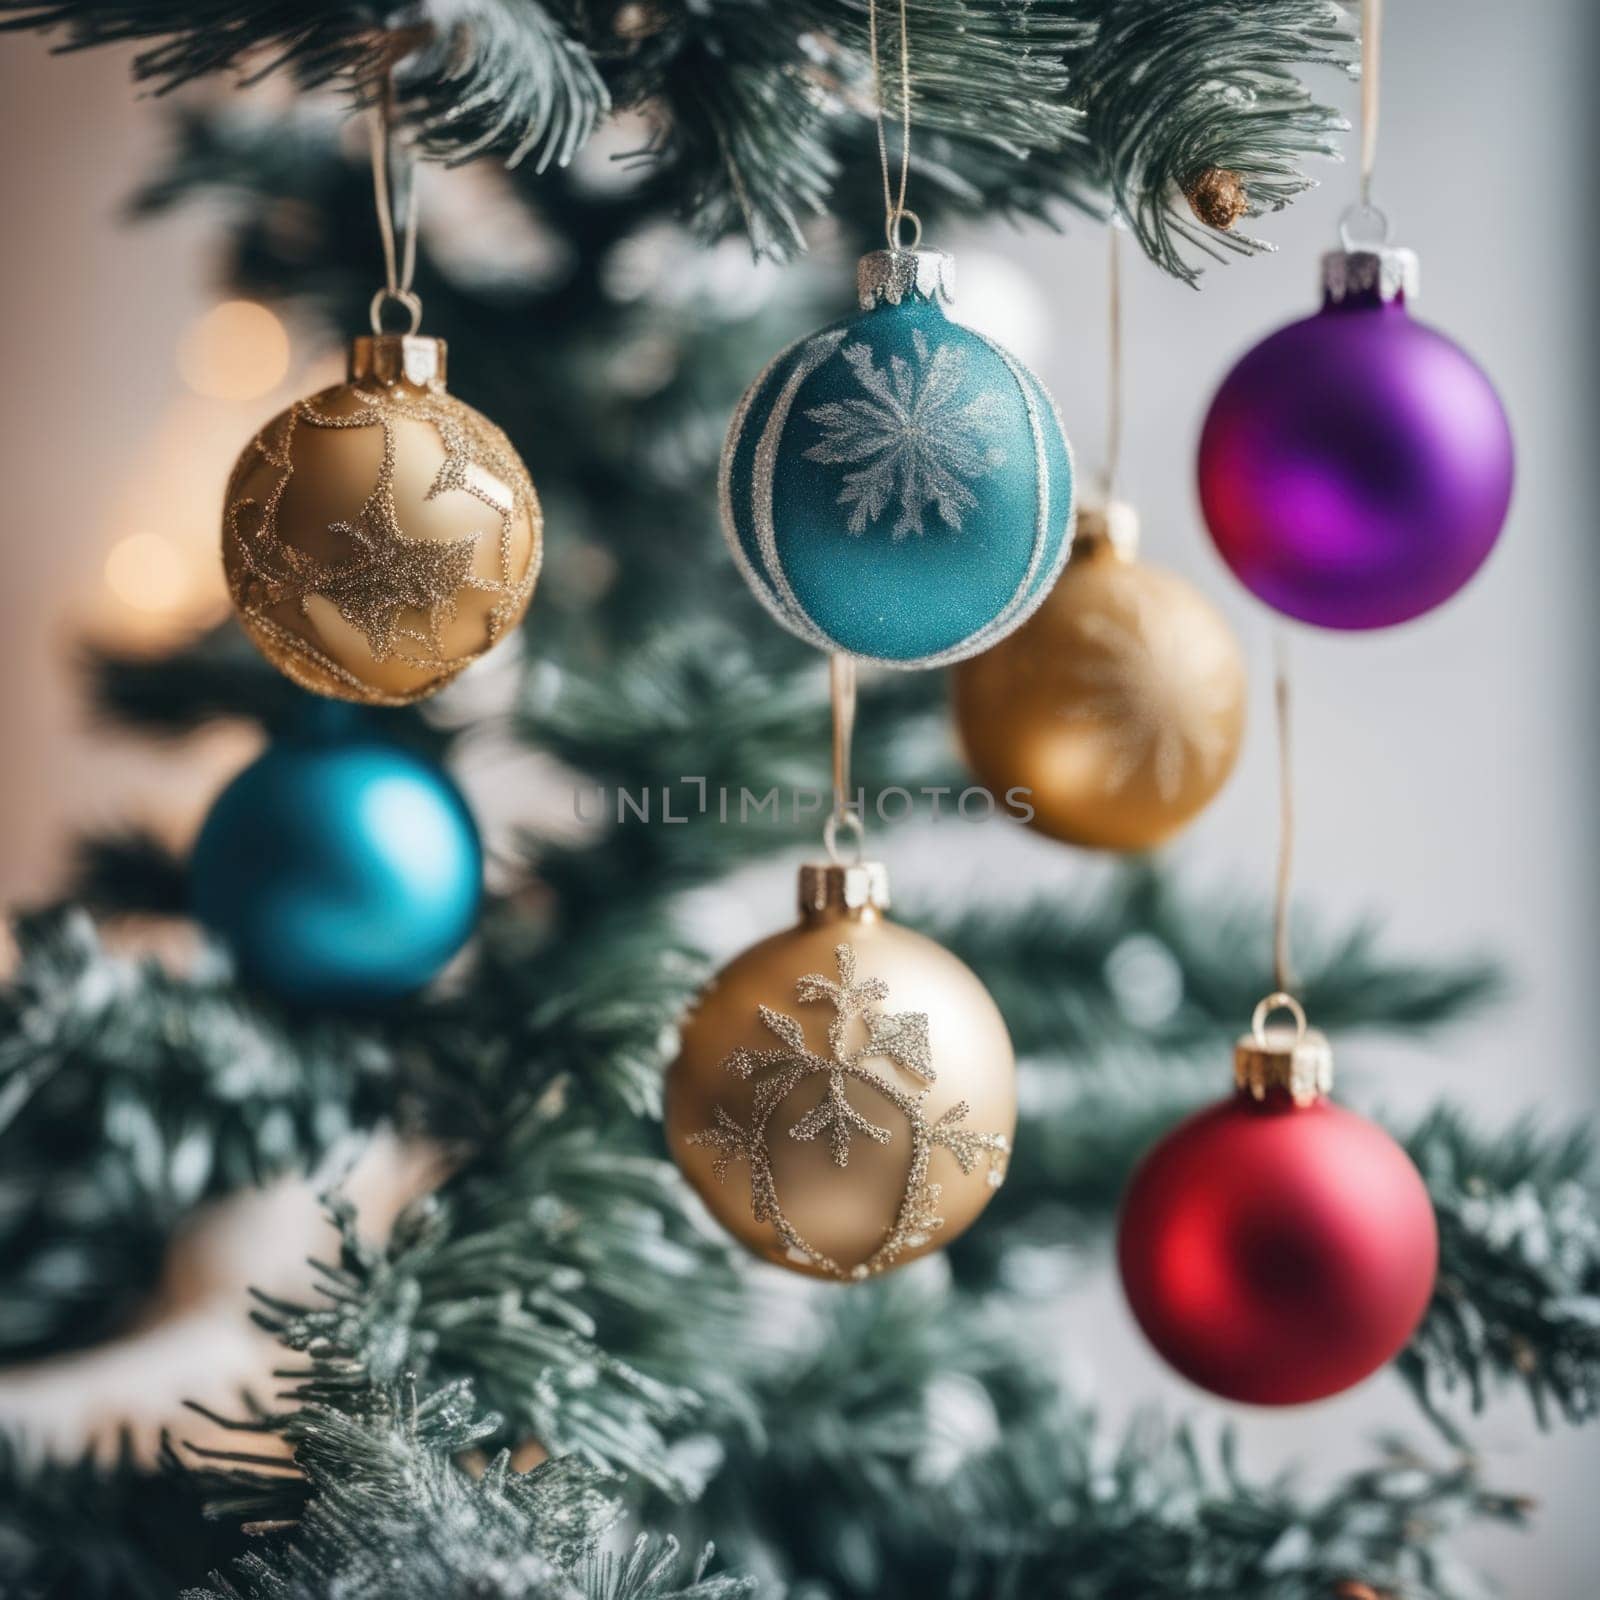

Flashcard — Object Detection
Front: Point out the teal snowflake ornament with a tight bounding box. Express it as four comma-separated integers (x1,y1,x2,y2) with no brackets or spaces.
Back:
721,248,1076,667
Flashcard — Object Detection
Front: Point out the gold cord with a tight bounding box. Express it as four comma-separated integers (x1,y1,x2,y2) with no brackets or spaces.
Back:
866,0,915,248
826,654,863,862
1360,0,1383,207
1104,227,1123,501
368,79,423,334
1272,633,1296,995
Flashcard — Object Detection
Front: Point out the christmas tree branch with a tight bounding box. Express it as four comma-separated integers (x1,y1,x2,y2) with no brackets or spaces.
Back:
242,1113,750,1501
3,1,1355,277
0,908,391,1362
83,1216,1523,1600
1403,1107,1600,1439
622,0,1085,257
520,623,951,919
687,1273,1534,1599
71,826,193,917
913,871,1503,1064
0,877,1565,1585
910,1416,1531,1599
181,1376,749,1600
82,628,459,758
150,1131,753,1595
84,628,362,742
0,1,609,168
1075,0,1355,282
0,1432,247,1600
2,1131,1555,1600
0,1390,746,1599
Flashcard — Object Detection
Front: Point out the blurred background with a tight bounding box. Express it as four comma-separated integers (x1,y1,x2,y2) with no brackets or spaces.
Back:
0,1,1594,1592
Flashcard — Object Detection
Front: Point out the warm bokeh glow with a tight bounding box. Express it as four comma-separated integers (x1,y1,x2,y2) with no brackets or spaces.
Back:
177,300,290,402
103,531,191,613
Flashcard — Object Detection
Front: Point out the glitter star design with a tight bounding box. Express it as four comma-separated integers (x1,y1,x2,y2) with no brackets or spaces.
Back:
803,330,1008,539
312,509,480,662
686,944,1009,1281
1060,587,1240,800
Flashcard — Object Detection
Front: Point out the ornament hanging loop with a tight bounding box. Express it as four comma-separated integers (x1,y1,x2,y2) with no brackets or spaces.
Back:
887,207,922,252
823,809,866,866
368,286,424,337
1337,200,1392,255
1251,990,1308,1047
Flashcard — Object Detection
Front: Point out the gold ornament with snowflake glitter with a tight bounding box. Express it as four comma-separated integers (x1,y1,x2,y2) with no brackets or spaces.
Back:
953,501,1246,852
222,333,541,705
666,861,1015,1281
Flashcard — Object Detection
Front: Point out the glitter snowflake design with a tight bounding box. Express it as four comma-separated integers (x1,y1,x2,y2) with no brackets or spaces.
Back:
1060,587,1239,800
225,384,539,705
802,330,1008,540
686,944,1010,1281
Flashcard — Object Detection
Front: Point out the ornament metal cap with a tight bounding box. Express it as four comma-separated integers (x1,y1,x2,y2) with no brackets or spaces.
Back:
856,248,956,310
1321,203,1419,307
1321,247,1420,306
797,860,891,918
1234,992,1333,1107
1072,500,1140,562
349,333,448,390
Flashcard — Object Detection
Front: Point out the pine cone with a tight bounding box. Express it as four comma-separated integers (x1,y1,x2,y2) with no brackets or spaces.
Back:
1184,166,1249,230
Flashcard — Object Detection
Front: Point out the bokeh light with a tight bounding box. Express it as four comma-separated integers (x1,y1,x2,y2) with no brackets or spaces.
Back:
177,300,290,402
103,531,191,613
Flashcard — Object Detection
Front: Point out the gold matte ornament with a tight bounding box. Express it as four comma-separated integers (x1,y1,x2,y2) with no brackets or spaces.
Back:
953,501,1246,852
222,333,541,705
666,862,1015,1280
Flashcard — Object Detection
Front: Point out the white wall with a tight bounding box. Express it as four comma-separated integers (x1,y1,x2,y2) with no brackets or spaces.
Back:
0,40,241,905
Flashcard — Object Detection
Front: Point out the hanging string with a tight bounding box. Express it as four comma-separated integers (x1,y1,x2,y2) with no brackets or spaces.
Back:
367,78,423,335
1104,227,1124,502
824,2,905,862
824,654,864,863
1271,633,1297,995
1360,0,1383,208
866,0,917,249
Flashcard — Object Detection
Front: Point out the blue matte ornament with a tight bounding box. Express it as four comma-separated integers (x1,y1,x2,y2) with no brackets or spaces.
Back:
191,705,482,1006
721,247,1076,666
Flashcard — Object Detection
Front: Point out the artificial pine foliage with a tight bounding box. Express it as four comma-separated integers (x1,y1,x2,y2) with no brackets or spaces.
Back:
0,5,1594,1597
0,0,1351,276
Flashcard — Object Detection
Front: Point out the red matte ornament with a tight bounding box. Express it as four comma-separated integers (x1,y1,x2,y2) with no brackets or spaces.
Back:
1117,995,1437,1406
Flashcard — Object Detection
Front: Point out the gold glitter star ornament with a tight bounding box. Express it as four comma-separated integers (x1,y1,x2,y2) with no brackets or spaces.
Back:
666,861,1015,1280
953,501,1246,852
222,333,541,704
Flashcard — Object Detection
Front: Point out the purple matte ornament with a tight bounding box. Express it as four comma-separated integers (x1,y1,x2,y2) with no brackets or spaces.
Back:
1197,247,1513,630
